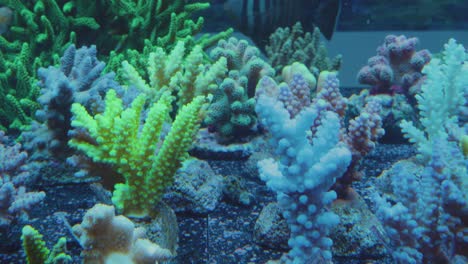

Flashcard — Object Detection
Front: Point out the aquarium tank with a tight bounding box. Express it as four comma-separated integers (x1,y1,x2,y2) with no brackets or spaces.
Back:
0,0,467,263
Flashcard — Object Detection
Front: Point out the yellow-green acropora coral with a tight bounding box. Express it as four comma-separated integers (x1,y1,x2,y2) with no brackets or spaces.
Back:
120,40,227,107
69,89,207,217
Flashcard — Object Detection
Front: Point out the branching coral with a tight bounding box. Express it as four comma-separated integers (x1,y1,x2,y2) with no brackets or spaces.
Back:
72,0,229,53
351,34,431,142
266,22,342,78
258,64,384,198
255,71,351,263
207,37,274,142
0,0,98,54
0,0,229,131
0,131,45,228
374,38,468,263
0,43,41,131
119,41,227,108
204,71,256,142
20,45,122,161
357,35,431,95
401,38,468,160
374,144,468,263
69,89,207,217
210,37,274,96
0,0,99,130
21,225,71,264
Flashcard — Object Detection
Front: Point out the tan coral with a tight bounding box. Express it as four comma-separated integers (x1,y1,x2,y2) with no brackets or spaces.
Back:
72,204,173,264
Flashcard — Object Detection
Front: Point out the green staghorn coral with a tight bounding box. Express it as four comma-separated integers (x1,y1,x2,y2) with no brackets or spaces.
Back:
0,0,98,131
69,89,207,217
0,0,230,131
21,225,71,264
0,43,41,131
118,41,227,108
69,0,232,54
266,22,342,79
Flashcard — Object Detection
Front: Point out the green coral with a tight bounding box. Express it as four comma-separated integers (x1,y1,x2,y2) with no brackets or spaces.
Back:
21,225,71,264
205,71,256,143
117,41,227,108
207,37,274,142
0,0,230,131
0,0,98,130
69,90,207,217
266,22,342,78
0,43,41,131
461,135,468,157
71,0,232,54
210,37,274,96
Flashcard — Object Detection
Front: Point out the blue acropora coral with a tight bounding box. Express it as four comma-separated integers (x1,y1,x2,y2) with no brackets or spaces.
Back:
256,69,351,262
21,45,123,161
374,38,468,263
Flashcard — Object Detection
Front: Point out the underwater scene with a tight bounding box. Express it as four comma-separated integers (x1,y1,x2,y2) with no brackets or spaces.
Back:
1,0,468,263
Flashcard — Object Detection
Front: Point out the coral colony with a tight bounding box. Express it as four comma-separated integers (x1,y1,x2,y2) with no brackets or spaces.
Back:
0,1,466,264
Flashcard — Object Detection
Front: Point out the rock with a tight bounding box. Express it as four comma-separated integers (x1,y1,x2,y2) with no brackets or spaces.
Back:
253,203,289,250
253,194,391,262
190,128,255,160
244,150,274,180
374,158,421,200
165,158,224,214
136,201,179,262
222,175,255,206
330,190,389,260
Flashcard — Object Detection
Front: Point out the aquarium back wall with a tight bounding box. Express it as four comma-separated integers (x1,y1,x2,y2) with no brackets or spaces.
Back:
325,30,468,89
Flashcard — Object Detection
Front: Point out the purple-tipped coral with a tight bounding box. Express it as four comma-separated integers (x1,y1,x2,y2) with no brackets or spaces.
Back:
313,72,384,197
0,131,45,228
257,65,384,198
357,35,431,95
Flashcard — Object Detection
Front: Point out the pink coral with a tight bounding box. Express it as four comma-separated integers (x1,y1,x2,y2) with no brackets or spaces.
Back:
357,35,431,95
